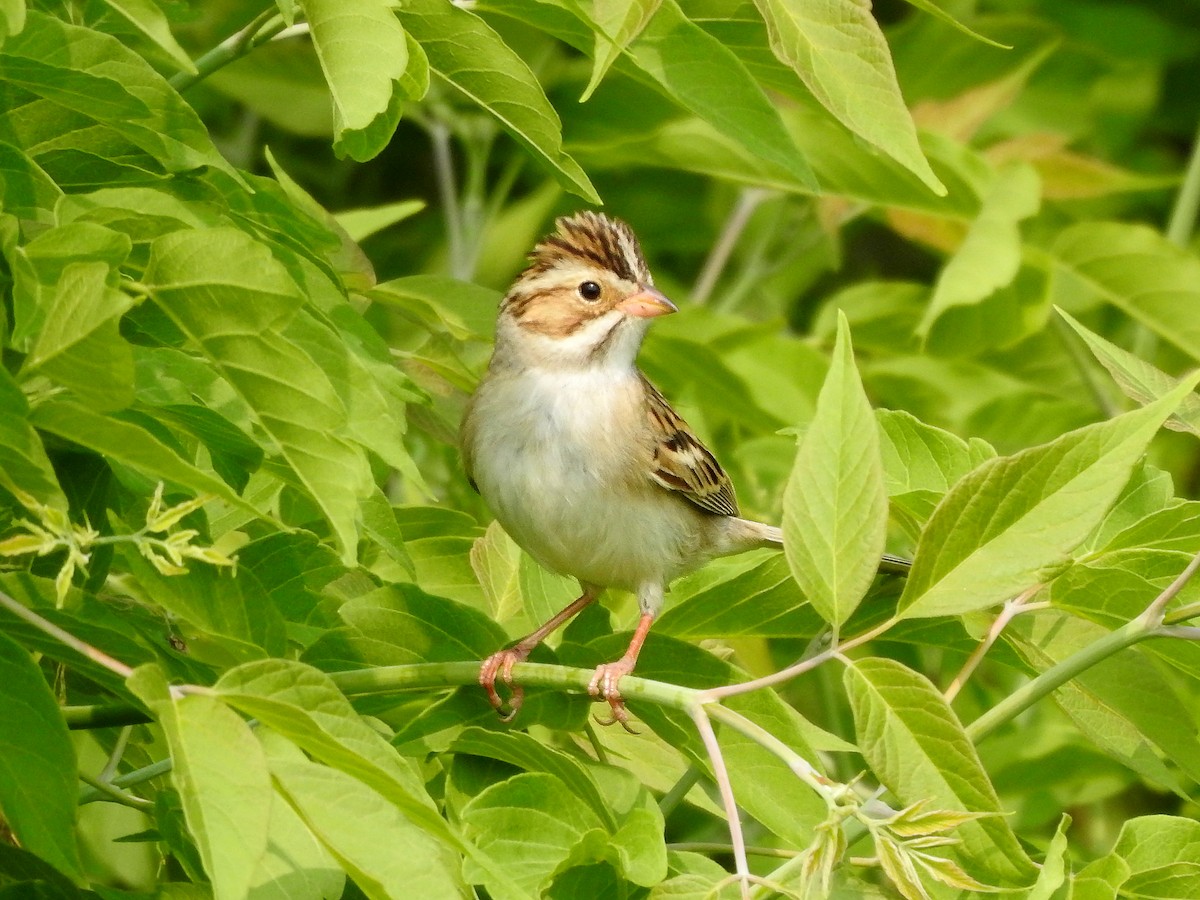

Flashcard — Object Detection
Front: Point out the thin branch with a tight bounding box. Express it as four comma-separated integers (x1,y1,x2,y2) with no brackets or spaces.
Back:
658,764,702,818
79,758,173,805
692,189,769,305
689,705,752,899
1142,547,1200,623
705,704,838,802
429,120,466,279
702,616,896,701
967,549,1200,743
1166,116,1200,248
64,703,151,730
169,8,289,92
99,726,134,782
583,719,609,766
0,589,133,680
77,772,153,811
670,842,799,859
943,586,1045,703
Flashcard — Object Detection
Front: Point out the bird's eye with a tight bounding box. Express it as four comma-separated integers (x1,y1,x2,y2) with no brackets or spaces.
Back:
577,281,602,302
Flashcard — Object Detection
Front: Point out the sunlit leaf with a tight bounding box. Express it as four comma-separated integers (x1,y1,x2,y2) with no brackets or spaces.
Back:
750,0,943,192
783,312,887,628
899,375,1200,619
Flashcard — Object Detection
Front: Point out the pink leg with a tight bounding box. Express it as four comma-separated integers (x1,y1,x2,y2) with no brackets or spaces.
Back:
480,586,599,721
588,612,654,733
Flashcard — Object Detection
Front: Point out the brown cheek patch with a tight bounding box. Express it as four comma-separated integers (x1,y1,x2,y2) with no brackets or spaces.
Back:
515,291,595,338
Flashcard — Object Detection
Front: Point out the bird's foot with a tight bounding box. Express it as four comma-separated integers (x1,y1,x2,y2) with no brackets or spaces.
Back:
588,657,639,734
479,648,530,722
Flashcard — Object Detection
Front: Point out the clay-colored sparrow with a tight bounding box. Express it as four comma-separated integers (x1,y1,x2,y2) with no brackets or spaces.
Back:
462,212,902,727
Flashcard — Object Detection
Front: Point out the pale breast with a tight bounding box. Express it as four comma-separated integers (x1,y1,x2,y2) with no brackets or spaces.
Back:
466,368,705,591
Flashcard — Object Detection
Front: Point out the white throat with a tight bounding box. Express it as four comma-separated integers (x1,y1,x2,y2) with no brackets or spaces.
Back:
494,311,650,374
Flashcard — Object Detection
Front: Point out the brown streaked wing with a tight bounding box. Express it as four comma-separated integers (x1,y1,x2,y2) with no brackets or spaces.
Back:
640,374,739,517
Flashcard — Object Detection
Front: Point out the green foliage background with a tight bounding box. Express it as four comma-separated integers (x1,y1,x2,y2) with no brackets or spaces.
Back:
3,0,1200,897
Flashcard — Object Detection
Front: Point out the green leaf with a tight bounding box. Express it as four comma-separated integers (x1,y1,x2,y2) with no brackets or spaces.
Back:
577,0,661,101
783,313,887,628
0,11,239,183
898,374,1200,619
750,0,943,192
1057,307,1200,436
452,728,667,885
627,0,814,187
451,727,616,829
0,146,60,225
144,227,373,563
29,398,259,516
656,554,819,638
1007,610,1200,793
461,772,605,894
213,657,529,900
877,408,995,525
335,583,508,663
897,0,1008,48
919,162,1041,337
127,666,272,900
487,0,813,190
1123,864,1200,899
22,260,135,411
299,0,417,161
0,632,84,885
101,0,198,74
845,657,1037,885
369,274,500,343
335,199,425,243
247,777,346,900
1053,222,1200,364
399,0,600,202
263,732,463,900
0,0,24,44
0,369,66,511
1027,814,1071,900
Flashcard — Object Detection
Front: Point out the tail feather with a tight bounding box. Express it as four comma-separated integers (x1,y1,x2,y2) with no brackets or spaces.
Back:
730,519,912,575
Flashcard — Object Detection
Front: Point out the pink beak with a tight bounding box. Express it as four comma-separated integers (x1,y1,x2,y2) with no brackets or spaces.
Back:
617,286,678,319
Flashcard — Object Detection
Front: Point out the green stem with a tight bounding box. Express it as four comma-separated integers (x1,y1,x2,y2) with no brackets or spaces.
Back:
77,772,153,811
1167,117,1200,248
965,616,1148,743
658,764,703,818
705,704,838,804
670,842,798,860
65,703,150,729
692,188,769,305
1165,599,1200,625
170,9,288,93
79,758,173,805
0,589,133,680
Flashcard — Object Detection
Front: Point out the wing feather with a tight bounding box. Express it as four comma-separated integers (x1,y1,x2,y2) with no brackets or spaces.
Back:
640,374,738,517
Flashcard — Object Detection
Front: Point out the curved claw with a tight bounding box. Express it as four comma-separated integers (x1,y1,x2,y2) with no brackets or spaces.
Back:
588,657,638,731
479,649,529,721
592,707,639,734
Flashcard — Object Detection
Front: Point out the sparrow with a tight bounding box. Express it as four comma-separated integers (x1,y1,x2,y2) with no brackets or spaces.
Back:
461,211,905,728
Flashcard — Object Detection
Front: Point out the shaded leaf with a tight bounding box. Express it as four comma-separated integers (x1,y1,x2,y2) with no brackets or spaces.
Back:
0,633,84,884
